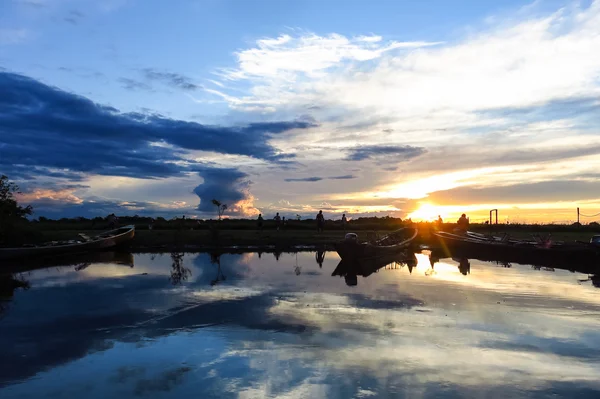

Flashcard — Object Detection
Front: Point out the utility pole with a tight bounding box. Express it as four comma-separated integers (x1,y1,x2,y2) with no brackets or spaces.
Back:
577,207,580,224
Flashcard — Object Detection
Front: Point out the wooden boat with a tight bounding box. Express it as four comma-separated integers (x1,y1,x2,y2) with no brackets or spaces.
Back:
434,230,600,269
0,225,135,261
334,227,418,261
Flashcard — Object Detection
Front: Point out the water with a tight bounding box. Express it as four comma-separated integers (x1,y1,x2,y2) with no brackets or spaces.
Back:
1,251,600,398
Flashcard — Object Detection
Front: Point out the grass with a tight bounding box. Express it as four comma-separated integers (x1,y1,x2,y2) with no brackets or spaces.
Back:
40,228,380,250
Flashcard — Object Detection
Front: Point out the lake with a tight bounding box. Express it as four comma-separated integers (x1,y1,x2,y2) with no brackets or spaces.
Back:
1,251,600,398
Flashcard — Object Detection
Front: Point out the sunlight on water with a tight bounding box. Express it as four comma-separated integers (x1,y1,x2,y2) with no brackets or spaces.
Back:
1,251,600,398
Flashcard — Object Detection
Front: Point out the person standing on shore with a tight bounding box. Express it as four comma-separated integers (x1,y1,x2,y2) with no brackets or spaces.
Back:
274,212,282,231
341,213,348,231
257,214,264,231
316,210,325,232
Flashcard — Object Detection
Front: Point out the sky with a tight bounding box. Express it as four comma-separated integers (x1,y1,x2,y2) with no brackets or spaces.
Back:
1,0,600,223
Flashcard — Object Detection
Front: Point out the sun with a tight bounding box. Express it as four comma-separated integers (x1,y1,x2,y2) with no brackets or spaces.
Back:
407,203,446,222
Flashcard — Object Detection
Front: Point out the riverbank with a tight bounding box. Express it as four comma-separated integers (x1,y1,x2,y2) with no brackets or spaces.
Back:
39,227,598,252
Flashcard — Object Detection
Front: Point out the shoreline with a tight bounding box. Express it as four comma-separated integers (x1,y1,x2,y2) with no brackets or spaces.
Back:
35,227,599,254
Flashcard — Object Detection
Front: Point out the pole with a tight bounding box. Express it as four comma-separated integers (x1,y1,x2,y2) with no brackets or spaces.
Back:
490,209,498,225
577,207,580,224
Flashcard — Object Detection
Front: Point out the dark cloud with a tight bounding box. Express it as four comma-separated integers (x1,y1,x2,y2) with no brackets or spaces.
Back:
284,174,356,182
118,77,153,91
193,166,251,214
284,177,323,182
5,165,87,182
345,145,427,161
142,68,200,91
0,71,313,181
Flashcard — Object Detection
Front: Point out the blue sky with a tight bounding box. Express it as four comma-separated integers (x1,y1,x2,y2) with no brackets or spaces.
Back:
1,0,600,222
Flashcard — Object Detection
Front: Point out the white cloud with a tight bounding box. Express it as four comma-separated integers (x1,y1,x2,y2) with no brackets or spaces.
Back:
211,1,600,127
215,33,441,83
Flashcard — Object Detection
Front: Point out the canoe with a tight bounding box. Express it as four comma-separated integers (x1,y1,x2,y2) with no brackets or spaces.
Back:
434,230,600,269
0,225,135,260
334,227,418,261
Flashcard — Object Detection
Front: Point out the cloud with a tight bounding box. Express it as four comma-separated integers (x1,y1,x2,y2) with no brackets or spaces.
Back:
14,0,46,8
0,71,313,182
218,33,441,82
345,145,426,161
142,68,201,91
64,10,84,25
284,177,323,182
283,175,357,182
193,166,259,216
425,180,600,205
118,77,153,91
20,191,198,219
215,2,600,118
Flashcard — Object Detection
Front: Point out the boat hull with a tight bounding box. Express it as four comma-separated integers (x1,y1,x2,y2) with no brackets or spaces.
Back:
0,225,135,261
334,227,418,261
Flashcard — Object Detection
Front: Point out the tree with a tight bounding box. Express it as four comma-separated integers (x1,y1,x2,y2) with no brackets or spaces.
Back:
0,175,34,245
0,175,33,222
211,199,228,220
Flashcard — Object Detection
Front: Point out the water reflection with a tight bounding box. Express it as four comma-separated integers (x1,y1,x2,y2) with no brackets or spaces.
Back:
169,252,191,285
316,248,326,268
1,250,600,398
209,252,226,286
332,252,418,286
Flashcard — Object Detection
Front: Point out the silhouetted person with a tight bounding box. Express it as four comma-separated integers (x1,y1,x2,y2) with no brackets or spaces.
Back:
316,210,325,232
342,213,348,230
257,214,264,231
107,213,118,229
436,215,443,229
456,213,469,232
274,212,281,230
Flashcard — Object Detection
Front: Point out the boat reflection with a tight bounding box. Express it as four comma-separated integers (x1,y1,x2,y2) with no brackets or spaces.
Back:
0,251,134,276
332,252,417,286
427,250,600,289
